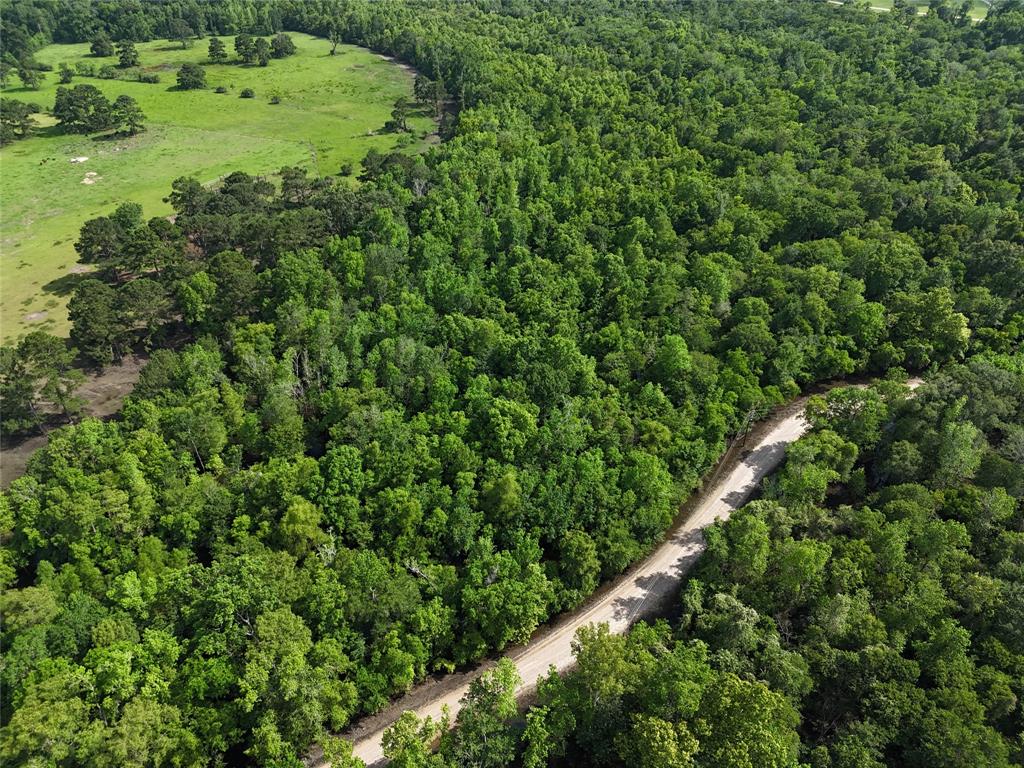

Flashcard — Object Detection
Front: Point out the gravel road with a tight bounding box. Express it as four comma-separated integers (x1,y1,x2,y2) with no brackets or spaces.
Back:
315,380,921,767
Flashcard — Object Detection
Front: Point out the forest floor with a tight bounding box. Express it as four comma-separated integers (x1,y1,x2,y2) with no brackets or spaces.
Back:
0,354,145,486
0,33,435,342
313,379,921,766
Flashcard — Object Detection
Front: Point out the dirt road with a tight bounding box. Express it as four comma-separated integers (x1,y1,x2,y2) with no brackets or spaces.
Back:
322,384,873,767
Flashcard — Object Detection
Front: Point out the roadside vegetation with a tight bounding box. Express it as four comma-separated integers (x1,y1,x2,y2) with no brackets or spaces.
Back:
398,363,1023,768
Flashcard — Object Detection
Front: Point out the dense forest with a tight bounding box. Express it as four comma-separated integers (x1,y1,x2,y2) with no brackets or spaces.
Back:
1,0,1022,766
392,362,1024,768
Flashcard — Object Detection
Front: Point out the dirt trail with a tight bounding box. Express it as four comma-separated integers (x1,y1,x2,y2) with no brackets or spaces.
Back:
310,379,921,767
0,355,145,486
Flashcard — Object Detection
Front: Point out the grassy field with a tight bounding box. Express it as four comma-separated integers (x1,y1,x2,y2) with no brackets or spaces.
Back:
838,0,991,20
0,33,434,342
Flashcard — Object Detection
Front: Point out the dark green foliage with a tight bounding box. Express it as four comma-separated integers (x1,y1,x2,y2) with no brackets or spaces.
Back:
254,36,271,67
16,62,42,89
175,62,205,90
89,32,114,58
67,279,122,366
671,366,1023,767
271,32,295,58
115,39,138,68
52,84,111,133
111,94,145,134
167,18,194,49
0,98,36,144
208,36,227,63
234,32,256,64
0,331,84,435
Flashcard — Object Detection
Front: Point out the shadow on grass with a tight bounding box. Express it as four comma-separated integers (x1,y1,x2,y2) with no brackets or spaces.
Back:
90,130,143,142
41,270,91,297
32,124,65,140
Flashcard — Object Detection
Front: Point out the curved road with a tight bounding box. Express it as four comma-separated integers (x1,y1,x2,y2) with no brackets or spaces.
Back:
315,381,920,766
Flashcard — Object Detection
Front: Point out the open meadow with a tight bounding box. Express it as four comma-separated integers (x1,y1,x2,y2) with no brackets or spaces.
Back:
0,33,434,342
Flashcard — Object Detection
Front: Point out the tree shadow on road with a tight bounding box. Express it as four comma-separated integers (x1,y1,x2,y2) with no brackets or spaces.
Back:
610,528,709,624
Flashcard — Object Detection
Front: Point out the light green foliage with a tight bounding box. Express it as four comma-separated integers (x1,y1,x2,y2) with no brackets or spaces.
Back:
442,659,521,768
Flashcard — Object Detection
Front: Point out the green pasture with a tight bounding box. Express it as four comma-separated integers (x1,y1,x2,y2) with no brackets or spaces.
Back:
850,0,991,20
0,33,434,342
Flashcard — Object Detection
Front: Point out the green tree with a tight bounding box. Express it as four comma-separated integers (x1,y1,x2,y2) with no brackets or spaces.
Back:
53,84,112,133
254,37,271,67
116,40,139,69
616,714,699,768
271,33,296,58
442,659,521,768
176,62,206,90
111,94,145,135
69,279,122,366
17,63,42,89
235,33,256,64
1,334,85,435
119,278,170,348
168,18,194,49
0,99,36,144
390,97,411,132
207,36,227,63
90,32,114,57
693,673,800,768
382,710,448,768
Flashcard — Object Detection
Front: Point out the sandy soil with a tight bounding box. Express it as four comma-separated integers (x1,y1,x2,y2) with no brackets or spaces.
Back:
0,355,146,486
309,379,922,767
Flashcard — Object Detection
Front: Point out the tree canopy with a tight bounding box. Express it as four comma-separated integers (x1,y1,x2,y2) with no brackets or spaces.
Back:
0,0,1021,765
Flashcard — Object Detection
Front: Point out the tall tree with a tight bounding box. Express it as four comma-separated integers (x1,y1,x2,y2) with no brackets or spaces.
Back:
168,18,194,49
234,33,256,64
207,36,227,63
116,40,139,68
90,32,114,57
271,33,295,58
111,94,145,135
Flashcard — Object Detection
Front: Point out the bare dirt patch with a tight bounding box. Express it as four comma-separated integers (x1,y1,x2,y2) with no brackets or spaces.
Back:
24,311,48,322
81,171,102,185
377,53,417,76
0,354,146,487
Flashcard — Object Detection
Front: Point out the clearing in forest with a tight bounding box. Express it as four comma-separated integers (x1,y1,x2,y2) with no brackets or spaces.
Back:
0,33,434,342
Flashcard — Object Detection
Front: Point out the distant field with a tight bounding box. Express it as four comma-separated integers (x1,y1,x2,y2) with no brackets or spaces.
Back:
0,33,434,342
833,0,991,20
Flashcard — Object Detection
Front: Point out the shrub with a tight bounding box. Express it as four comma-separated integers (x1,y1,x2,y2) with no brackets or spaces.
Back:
269,95,281,104
97,64,117,79
137,72,160,84
240,87,254,98
74,62,96,77
215,85,228,94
